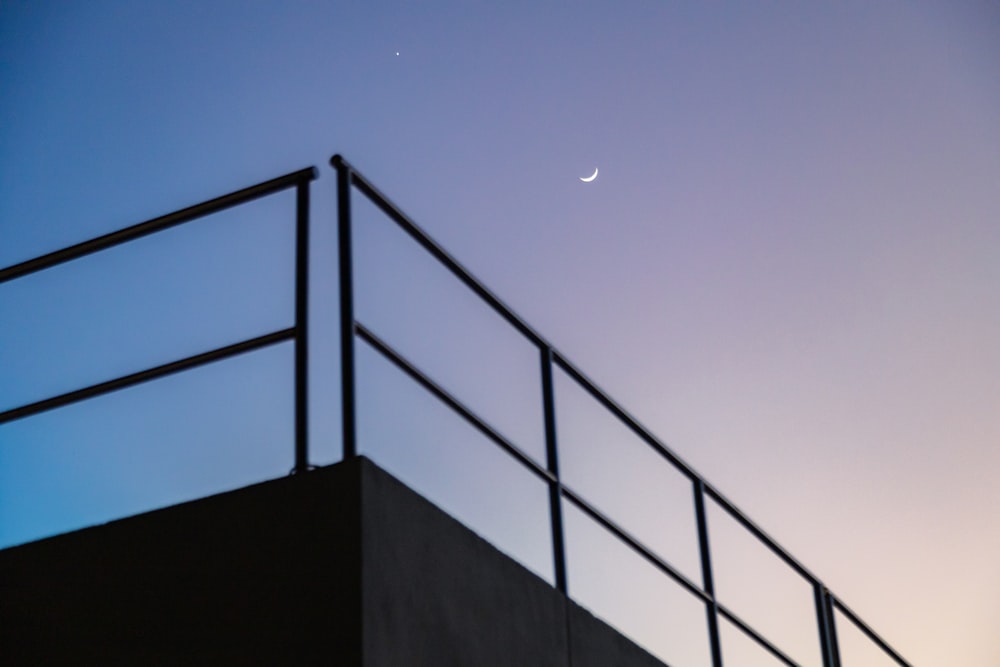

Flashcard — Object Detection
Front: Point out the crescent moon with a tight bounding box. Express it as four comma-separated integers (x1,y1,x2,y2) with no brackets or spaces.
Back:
579,167,599,183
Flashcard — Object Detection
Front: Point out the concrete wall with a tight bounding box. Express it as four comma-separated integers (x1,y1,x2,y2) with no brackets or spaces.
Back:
1,460,362,664
1,456,664,666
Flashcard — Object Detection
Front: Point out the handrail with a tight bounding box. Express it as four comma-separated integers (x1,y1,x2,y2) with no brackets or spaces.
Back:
834,597,911,667
331,155,547,349
331,153,912,667
0,168,316,284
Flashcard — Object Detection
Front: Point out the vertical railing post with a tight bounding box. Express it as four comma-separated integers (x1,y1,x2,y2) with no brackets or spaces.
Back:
332,155,357,460
825,591,841,667
816,584,842,667
293,175,312,473
540,346,568,594
694,479,724,667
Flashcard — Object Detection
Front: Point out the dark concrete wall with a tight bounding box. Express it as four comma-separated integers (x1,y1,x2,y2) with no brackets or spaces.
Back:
357,461,665,667
1,462,363,665
1,456,664,667
359,456,569,667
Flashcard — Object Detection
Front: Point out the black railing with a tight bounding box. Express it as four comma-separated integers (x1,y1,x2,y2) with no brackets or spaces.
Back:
331,154,911,667
0,167,317,474
0,156,910,667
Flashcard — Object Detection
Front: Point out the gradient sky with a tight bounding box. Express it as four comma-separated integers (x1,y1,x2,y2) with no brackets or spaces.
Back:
2,2,999,665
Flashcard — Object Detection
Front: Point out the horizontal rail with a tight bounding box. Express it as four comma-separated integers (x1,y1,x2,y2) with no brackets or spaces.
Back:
354,321,554,485
833,597,911,666
0,167,318,284
0,328,296,425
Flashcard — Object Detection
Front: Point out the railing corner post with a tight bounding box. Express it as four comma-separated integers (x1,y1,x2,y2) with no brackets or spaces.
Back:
293,175,312,473
333,156,357,461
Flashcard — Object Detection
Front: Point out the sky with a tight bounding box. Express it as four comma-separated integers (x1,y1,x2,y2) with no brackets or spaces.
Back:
2,1,999,664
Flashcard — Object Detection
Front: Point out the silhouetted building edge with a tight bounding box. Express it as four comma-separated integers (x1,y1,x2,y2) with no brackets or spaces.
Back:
1,456,665,666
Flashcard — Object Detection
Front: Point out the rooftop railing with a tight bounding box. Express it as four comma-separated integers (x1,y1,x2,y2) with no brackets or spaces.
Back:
0,155,910,667
330,154,911,667
0,167,317,474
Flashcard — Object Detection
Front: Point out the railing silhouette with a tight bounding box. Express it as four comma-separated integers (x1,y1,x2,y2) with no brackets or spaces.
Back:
0,156,911,667
0,167,317,474
330,154,911,667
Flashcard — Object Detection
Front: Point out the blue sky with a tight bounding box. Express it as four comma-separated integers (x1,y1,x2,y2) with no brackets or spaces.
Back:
2,2,999,664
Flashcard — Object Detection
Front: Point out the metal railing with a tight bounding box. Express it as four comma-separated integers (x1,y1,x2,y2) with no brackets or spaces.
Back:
331,154,911,667
0,155,910,666
0,167,317,474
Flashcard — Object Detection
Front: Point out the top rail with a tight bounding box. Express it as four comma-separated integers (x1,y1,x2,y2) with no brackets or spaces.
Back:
331,155,547,349
0,167,317,284
834,597,911,667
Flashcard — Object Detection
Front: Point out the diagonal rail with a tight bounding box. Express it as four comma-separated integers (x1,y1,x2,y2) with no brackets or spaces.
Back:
0,168,317,284
0,328,296,425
